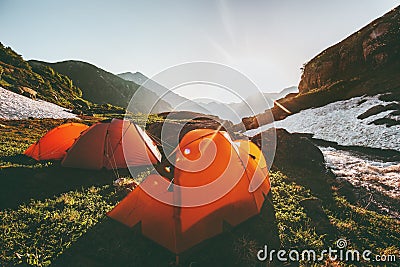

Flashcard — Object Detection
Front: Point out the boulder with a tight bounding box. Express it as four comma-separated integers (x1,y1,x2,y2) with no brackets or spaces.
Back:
251,128,326,174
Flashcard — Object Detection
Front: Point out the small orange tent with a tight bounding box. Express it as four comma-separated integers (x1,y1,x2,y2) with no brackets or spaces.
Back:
107,129,270,254
61,119,161,170
24,123,89,161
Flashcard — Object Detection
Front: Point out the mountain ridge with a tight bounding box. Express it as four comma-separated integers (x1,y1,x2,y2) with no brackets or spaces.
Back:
118,71,297,122
31,60,172,113
117,71,192,108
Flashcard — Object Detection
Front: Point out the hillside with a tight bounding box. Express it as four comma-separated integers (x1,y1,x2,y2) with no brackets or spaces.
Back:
118,72,188,105
118,71,208,113
242,5,400,129
0,43,85,109
30,61,172,113
118,72,146,84
119,71,298,123
228,86,298,116
119,72,297,122
187,86,297,123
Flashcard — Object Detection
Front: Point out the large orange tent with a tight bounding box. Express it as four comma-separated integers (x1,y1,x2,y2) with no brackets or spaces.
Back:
107,129,270,254
61,119,161,170
24,122,89,161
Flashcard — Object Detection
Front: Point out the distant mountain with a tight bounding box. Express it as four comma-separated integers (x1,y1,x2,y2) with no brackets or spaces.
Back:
0,42,84,109
197,86,298,122
118,71,207,112
119,70,298,122
31,61,171,113
243,5,400,130
227,87,297,107
231,85,298,111
265,86,298,100
117,72,147,86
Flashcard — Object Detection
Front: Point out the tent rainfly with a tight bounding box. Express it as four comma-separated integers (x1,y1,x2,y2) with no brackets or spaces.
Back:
24,122,89,161
61,119,161,170
107,129,271,254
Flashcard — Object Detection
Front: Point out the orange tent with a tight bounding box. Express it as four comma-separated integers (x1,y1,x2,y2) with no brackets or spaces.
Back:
61,119,161,170
24,123,89,161
107,129,270,254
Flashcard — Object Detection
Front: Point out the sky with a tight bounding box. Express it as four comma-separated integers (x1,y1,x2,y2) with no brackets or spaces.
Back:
0,0,399,102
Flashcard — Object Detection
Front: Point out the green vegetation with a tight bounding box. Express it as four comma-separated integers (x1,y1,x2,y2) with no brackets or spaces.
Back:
0,118,399,266
0,42,173,116
0,186,118,266
270,172,323,250
30,60,172,113
270,172,400,266
0,43,84,109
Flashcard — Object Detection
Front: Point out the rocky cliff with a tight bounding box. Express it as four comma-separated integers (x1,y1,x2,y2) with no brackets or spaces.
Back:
241,6,400,130
299,5,400,96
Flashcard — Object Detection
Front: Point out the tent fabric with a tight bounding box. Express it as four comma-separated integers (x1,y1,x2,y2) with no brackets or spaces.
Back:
24,123,89,161
61,119,161,170
107,129,270,254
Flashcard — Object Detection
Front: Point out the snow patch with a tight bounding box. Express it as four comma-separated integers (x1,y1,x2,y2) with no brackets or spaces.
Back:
0,87,77,120
246,95,400,151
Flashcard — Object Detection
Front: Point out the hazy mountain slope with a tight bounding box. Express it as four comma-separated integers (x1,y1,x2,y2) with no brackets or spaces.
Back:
229,86,298,114
195,86,298,122
0,43,84,109
119,72,297,122
118,71,207,111
266,86,298,99
31,61,171,113
243,5,400,129
117,72,145,85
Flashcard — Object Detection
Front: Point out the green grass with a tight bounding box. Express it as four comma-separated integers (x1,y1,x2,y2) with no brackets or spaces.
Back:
0,118,399,266
270,171,400,266
269,172,323,250
0,186,118,266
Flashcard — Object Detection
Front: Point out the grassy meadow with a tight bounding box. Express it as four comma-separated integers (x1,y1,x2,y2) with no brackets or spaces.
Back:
0,117,399,267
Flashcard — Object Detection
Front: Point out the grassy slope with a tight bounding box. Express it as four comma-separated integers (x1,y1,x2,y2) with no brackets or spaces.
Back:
29,60,172,113
0,119,399,267
0,43,85,109
0,43,168,114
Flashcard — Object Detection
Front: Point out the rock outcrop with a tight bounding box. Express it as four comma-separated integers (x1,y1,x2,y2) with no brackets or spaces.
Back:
251,129,327,174
241,6,400,130
299,6,400,96
251,129,359,203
